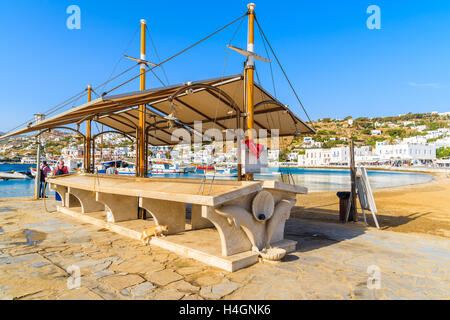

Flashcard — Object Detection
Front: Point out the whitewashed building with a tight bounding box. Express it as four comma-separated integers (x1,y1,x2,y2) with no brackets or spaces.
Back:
298,146,375,166
374,143,436,162
371,130,382,136
298,148,332,166
402,136,427,144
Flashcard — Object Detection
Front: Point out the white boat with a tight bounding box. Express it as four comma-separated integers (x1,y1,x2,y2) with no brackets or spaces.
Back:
98,160,136,175
182,165,197,173
0,171,33,180
151,163,184,174
205,167,238,177
116,167,135,175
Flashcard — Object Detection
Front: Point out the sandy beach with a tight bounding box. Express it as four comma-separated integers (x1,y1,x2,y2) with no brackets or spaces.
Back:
292,172,450,239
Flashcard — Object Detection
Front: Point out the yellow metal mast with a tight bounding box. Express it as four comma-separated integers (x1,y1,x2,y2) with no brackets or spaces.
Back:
245,3,256,180
85,84,92,173
138,19,147,177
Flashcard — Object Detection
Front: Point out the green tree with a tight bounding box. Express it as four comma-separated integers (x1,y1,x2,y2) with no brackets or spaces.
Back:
387,129,406,138
436,147,450,159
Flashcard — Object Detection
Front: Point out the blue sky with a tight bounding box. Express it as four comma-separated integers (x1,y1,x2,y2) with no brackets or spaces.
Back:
0,0,449,133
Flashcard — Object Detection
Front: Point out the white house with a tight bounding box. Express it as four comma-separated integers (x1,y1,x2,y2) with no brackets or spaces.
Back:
432,136,450,149
298,146,374,166
298,149,332,166
402,136,427,144
411,125,427,132
371,130,382,136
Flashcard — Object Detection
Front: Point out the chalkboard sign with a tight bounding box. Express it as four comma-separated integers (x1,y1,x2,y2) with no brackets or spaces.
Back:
356,167,380,228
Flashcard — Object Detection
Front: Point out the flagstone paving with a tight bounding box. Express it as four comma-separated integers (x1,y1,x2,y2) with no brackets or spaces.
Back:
0,197,448,300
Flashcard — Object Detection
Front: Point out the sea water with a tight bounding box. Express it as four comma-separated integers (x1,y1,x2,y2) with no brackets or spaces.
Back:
0,163,433,197
0,163,54,197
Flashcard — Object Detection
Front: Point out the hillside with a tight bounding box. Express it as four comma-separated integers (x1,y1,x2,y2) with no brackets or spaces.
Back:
1,112,449,161
293,112,449,147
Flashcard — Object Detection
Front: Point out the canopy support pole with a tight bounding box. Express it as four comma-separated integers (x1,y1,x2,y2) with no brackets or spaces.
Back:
138,19,147,177
244,3,256,181
85,85,92,173
237,110,242,181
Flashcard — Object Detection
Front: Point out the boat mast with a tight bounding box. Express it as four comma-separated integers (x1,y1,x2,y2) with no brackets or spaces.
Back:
85,84,92,173
245,3,256,180
138,19,147,177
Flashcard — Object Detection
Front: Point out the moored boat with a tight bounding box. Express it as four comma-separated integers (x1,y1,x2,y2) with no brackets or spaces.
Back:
204,167,238,177
151,163,184,174
0,170,33,180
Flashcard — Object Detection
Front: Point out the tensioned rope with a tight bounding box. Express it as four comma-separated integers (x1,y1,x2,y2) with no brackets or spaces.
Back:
97,24,141,95
3,64,139,136
3,89,88,135
213,13,245,130
204,14,246,193
102,13,249,96
3,27,143,136
254,14,313,125
257,23,277,99
146,25,170,86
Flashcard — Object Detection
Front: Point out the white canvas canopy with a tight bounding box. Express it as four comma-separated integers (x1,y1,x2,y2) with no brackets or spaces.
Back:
1,74,314,145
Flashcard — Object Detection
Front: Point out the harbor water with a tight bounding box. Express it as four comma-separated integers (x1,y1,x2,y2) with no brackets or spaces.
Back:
0,164,433,197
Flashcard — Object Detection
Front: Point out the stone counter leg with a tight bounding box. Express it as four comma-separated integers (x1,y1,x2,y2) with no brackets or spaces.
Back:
68,187,105,213
139,198,185,235
202,206,252,257
50,185,68,207
191,204,214,230
65,193,81,208
266,199,296,247
215,205,265,252
96,192,138,223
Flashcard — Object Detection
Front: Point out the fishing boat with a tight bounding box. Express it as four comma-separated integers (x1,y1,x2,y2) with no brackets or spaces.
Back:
182,165,197,173
0,170,33,180
205,167,238,177
151,163,184,174
97,160,136,175
197,165,215,171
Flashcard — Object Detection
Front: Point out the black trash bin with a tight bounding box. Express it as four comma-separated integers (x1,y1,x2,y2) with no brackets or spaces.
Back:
336,191,351,222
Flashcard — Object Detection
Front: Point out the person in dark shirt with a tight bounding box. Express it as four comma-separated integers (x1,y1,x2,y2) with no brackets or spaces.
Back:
54,160,69,201
54,160,69,176
39,161,51,198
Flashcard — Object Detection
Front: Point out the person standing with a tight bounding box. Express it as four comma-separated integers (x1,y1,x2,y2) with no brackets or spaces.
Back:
54,160,69,201
39,161,51,198
54,160,69,176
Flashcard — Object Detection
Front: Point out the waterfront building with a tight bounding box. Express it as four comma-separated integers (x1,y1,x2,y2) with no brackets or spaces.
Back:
374,143,436,163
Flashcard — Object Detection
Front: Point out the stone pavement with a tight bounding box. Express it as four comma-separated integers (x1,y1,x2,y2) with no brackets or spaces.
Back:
0,197,448,300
